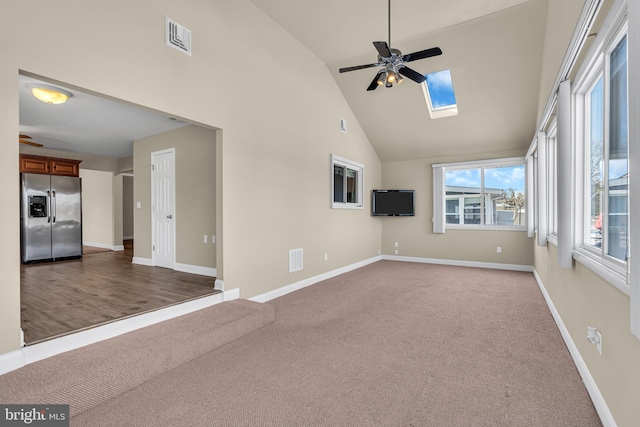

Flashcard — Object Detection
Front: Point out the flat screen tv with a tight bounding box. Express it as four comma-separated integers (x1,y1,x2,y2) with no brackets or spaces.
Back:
372,190,415,216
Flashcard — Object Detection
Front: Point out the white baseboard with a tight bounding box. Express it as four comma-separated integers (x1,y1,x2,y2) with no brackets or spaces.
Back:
532,269,616,427
381,255,534,272
84,242,125,252
132,257,153,266
223,288,239,301
174,263,216,278
0,350,25,376
17,290,238,368
131,258,216,279
214,279,224,291
249,256,382,303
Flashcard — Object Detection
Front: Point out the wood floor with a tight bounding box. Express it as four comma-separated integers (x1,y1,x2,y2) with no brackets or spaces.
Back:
21,240,220,344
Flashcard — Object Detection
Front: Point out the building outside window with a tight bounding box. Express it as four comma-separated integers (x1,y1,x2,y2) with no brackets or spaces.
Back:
582,32,628,263
435,159,526,230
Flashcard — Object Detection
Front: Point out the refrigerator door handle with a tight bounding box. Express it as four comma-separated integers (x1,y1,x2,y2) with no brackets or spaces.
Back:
47,190,52,223
52,190,56,223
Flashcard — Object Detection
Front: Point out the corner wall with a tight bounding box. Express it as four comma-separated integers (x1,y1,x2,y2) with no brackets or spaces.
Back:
133,125,217,269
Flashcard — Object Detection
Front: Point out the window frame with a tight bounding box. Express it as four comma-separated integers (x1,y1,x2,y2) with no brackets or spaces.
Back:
433,157,527,231
331,154,364,210
546,120,559,243
572,11,629,291
421,69,459,120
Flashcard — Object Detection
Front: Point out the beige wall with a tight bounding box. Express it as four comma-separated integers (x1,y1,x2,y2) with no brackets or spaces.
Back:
113,174,124,249
535,0,585,122
381,154,534,267
80,169,115,247
133,125,217,268
118,157,134,173
123,176,134,238
534,244,640,426
0,65,21,354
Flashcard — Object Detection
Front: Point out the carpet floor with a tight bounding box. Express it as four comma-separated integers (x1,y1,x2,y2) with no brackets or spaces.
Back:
72,261,601,426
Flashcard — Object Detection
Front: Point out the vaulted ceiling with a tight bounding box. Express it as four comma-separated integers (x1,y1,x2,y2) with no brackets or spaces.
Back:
250,0,548,162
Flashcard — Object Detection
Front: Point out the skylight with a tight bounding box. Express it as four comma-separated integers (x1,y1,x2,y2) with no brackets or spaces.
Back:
422,69,458,119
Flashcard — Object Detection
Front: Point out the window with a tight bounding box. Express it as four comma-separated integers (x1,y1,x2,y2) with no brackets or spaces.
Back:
331,154,363,209
579,30,628,266
434,158,526,231
422,69,458,119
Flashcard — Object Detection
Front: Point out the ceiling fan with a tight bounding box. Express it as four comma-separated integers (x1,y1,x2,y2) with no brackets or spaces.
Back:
19,135,44,147
339,0,442,91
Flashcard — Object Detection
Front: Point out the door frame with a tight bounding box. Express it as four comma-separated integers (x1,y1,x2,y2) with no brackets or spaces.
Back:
151,148,176,269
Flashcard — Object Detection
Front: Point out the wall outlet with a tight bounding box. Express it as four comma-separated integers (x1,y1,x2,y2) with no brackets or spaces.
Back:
211,235,216,244
597,331,602,355
497,246,502,253
394,249,398,255
203,234,208,244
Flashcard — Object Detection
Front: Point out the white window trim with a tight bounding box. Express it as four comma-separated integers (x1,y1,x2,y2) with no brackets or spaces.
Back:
572,3,629,281
331,154,364,210
421,82,458,119
432,157,527,232
628,0,640,337
546,120,559,247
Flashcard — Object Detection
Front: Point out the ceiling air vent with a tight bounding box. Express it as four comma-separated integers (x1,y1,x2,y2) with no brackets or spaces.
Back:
165,17,192,56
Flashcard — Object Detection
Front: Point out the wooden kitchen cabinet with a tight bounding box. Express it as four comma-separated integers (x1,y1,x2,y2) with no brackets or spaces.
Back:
19,155,81,177
50,158,81,176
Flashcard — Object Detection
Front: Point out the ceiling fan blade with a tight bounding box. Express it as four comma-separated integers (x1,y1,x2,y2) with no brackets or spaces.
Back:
398,67,426,83
19,139,44,147
339,63,380,73
402,47,443,62
373,41,392,58
19,134,32,139
367,72,383,91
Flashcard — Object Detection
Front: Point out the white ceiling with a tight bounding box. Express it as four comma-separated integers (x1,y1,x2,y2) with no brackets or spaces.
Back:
19,75,189,158
19,0,548,162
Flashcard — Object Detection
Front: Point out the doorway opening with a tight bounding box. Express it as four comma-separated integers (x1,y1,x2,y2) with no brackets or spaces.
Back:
18,72,219,344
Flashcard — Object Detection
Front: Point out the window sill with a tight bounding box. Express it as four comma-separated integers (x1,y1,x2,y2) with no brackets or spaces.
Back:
331,203,363,210
445,225,527,232
573,248,630,297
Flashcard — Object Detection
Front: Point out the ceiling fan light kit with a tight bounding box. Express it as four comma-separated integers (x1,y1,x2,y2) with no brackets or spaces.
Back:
339,0,442,91
26,83,73,105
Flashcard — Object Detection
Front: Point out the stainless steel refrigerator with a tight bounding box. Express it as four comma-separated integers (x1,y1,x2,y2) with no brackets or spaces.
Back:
21,173,82,263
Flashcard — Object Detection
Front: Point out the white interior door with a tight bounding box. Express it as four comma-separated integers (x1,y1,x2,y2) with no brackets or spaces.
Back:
152,149,175,269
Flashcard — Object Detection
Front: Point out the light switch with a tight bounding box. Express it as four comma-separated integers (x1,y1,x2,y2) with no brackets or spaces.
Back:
136,202,141,209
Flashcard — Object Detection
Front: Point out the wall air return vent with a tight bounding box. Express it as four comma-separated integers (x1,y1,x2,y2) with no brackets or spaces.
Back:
289,248,303,273
165,17,192,56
